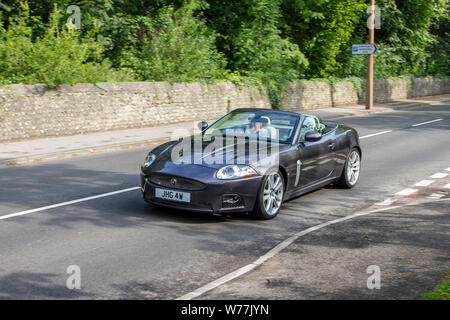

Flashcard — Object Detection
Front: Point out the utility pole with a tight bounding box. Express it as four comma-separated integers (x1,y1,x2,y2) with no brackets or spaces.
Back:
366,0,376,110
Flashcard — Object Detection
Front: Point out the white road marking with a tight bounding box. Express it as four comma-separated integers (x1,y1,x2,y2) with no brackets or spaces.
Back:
411,119,443,127
0,187,141,221
359,118,445,140
178,196,450,300
176,204,404,300
444,184,450,189
375,198,395,206
395,188,418,196
430,173,448,179
446,168,450,172
360,130,392,140
426,193,445,200
414,180,435,187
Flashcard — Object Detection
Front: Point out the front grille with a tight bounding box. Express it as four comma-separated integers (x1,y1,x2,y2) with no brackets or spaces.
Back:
148,173,206,191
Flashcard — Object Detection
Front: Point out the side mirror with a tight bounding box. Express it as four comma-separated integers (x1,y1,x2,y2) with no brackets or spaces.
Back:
198,121,209,131
304,131,322,142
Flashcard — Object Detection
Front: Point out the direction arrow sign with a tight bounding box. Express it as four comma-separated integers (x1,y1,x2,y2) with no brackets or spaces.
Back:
352,44,378,55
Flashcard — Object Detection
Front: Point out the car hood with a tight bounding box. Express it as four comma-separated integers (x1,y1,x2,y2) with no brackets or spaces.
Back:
147,135,290,173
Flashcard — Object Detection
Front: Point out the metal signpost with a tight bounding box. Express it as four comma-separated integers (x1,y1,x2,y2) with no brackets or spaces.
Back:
367,0,376,110
353,0,377,110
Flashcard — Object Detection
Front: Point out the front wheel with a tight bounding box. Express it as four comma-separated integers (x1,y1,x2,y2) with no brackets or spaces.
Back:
336,148,361,188
250,170,284,220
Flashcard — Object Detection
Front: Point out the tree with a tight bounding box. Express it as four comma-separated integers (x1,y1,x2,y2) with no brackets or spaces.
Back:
0,2,127,86
280,0,366,78
117,0,227,82
337,0,449,78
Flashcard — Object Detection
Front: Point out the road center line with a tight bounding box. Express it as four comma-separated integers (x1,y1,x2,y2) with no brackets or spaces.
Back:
0,187,141,221
359,130,393,140
411,118,443,127
359,118,446,140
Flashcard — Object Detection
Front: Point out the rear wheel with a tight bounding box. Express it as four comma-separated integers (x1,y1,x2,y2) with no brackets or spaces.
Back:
336,148,361,188
250,170,284,220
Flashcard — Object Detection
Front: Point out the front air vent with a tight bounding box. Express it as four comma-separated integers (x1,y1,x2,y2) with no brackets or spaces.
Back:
222,194,244,209
148,173,206,191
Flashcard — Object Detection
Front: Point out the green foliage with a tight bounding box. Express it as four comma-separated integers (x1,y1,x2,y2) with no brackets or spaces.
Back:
230,0,308,108
372,0,447,78
280,0,366,78
117,0,227,82
0,0,448,106
338,0,449,79
0,2,128,86
426,5,450,77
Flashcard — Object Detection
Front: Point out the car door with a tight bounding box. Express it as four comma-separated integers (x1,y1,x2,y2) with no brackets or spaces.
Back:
296,132,336,188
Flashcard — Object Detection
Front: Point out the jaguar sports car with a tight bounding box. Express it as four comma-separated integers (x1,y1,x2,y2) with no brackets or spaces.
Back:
140,108,361,219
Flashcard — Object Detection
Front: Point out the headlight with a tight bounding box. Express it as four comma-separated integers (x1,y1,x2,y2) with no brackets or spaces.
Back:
216,165,258,180
142,153,156,169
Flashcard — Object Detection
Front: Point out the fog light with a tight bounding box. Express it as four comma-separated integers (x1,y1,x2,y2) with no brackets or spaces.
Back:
222,194,243,208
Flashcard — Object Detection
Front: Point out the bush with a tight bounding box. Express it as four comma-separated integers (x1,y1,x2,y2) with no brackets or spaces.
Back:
231,0,308,108
0,3,129,87
117,0,227,82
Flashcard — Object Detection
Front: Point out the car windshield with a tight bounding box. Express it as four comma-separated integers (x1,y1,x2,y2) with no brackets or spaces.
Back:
204,110,300,144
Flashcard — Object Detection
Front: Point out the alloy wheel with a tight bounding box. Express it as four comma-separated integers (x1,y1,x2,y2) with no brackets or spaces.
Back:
346,150,361,186
263,172,284,215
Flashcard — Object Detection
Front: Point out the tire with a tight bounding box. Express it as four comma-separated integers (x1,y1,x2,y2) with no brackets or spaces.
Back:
336,148,361,188
250,169,285,220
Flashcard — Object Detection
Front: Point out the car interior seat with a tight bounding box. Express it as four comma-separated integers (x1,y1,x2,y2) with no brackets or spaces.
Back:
300,115,326,140
260,116,278,139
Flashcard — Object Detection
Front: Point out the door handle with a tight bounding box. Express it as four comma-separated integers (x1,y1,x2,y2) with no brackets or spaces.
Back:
328,142,336,150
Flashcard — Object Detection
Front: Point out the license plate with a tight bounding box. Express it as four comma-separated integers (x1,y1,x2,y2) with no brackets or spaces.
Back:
155,188,191,203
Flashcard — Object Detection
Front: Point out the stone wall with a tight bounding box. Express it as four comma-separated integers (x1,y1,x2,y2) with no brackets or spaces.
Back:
0,82,270,142
282,77,450,113
0,78,448,142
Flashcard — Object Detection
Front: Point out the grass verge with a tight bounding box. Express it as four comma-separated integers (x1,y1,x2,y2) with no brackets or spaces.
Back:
421,270,450,300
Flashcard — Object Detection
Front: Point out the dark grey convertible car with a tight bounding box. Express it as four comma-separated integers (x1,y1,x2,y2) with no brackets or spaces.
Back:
140,108,361,219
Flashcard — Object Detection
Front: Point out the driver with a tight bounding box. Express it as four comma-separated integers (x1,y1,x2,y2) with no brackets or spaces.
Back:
249,116,271,139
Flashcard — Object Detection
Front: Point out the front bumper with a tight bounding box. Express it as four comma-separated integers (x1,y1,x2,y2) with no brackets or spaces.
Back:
140,173,262,213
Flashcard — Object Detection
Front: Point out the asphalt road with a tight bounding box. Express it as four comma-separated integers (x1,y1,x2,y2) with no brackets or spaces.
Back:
0,104,448,299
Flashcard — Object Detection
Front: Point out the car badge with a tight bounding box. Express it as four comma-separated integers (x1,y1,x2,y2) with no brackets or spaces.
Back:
170,178,177,186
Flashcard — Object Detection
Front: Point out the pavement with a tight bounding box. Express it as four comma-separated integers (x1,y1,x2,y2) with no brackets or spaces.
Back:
0,96,449,300
1,94,449,166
